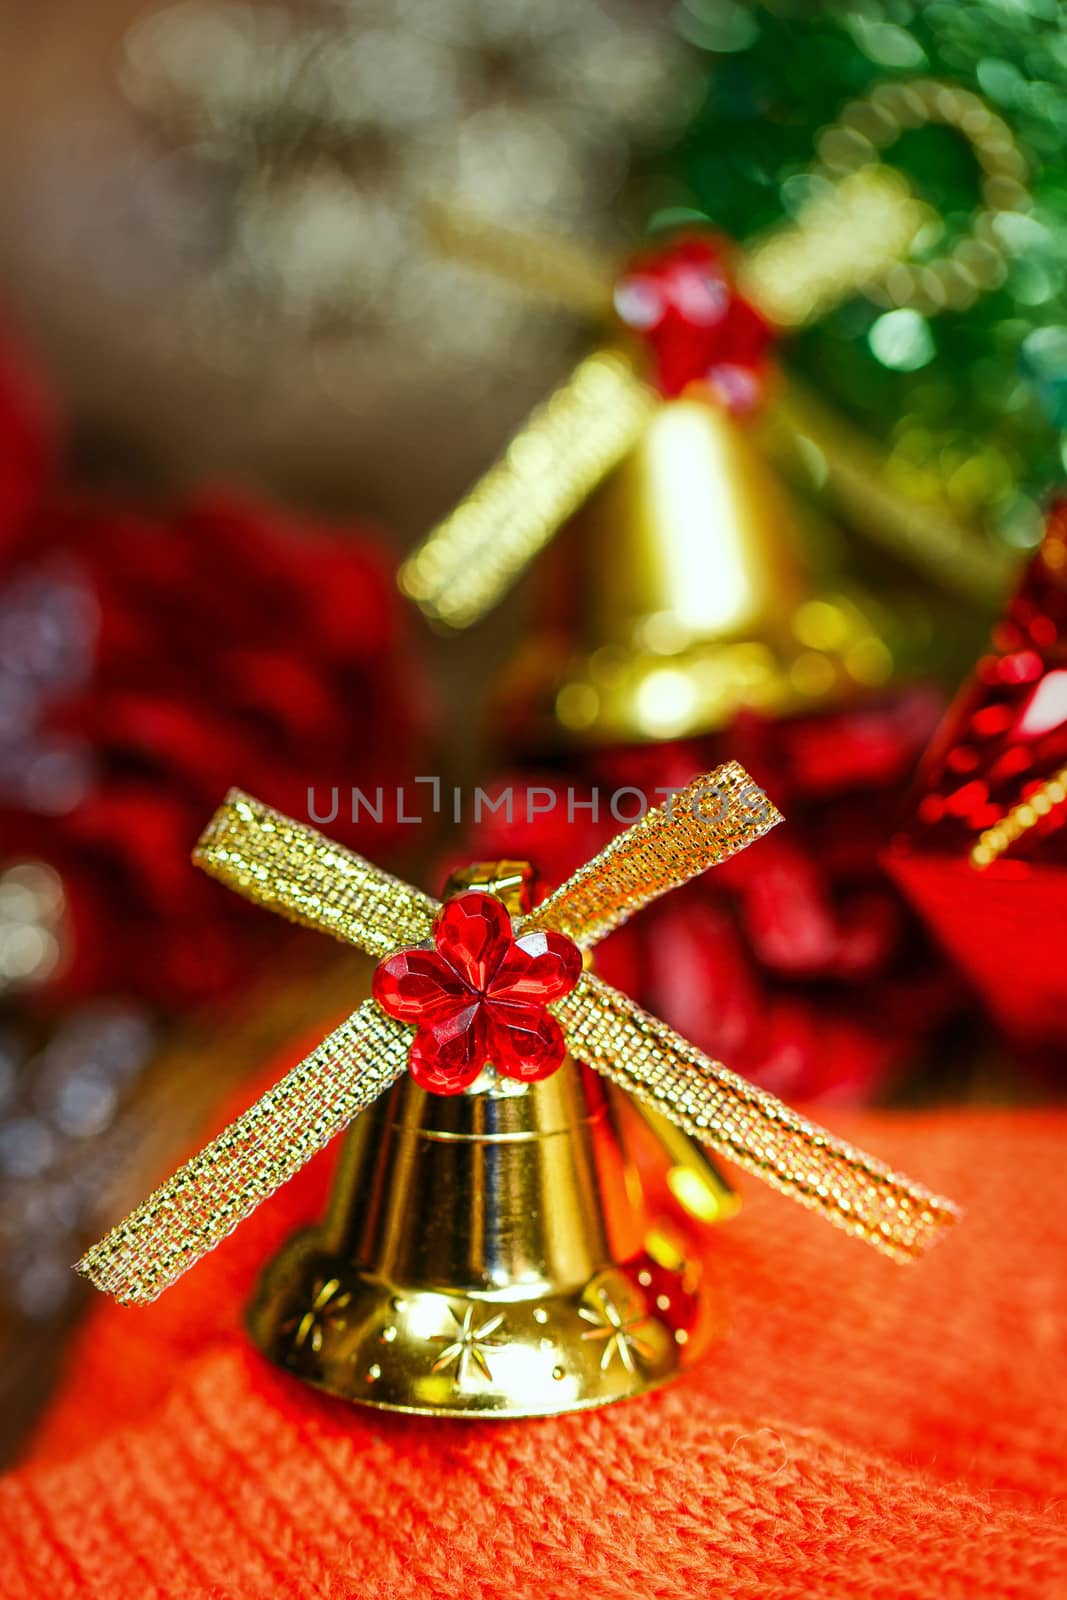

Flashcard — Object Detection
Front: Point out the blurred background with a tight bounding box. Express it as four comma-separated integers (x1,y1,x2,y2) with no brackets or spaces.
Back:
1,0,1066,1460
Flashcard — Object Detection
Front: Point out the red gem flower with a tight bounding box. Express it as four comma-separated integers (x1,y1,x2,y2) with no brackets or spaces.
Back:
614,232,775,413
372,891,582,1095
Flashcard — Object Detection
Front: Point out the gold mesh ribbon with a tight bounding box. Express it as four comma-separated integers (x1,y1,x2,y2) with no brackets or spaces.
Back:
78,766,958,1303
80,1003,411,1304
556,974,953,1261
398,350,656,629
528,763,781,949
194,790,438,956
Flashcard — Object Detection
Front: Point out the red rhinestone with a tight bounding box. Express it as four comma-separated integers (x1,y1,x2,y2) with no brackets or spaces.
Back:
408,1008,486,1096
373,890,583,1094
491,928,583,1005
614,232,775,411
433,891,513,992
371,948,467,1024
484,1004,568,1083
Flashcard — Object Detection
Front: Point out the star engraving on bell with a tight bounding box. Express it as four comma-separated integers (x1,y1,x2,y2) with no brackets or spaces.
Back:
372,889,583,1094
430,1303,508,1383
282,1276,352,1358
578,1285,656,1375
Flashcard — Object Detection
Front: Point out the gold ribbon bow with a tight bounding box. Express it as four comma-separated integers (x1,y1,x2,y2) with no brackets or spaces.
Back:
78,762,958,1304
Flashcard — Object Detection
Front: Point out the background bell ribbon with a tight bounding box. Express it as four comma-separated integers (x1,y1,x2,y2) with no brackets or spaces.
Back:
77,762,959,1304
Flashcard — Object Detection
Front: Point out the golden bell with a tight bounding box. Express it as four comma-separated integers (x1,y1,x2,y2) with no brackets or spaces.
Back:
247,865,736,1418
494,396,912,749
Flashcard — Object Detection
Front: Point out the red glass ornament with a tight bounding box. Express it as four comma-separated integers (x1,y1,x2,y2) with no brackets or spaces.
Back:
887,500,1067,1040
613,232,776,413
373,890,583,1094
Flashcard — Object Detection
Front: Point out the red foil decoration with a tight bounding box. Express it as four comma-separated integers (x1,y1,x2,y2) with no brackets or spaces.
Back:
887,500,1067,1041
373,891,582,1094
0,335,427,1010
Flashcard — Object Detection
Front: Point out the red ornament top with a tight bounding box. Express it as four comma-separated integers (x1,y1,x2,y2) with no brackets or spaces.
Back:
372,890,583,1094
613,232,775,414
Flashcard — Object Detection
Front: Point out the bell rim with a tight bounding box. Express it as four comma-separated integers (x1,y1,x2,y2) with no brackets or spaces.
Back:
270,1364,697,1422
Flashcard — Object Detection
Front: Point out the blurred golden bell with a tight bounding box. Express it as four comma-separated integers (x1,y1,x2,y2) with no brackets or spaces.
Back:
247,864,735,1419
495,396,902,747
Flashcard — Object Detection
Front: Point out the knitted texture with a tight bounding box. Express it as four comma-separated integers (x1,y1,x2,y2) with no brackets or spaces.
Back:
4,1041,1067,1600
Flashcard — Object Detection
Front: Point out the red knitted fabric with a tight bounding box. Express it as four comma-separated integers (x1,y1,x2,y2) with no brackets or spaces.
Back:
4,1052,1067,1599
